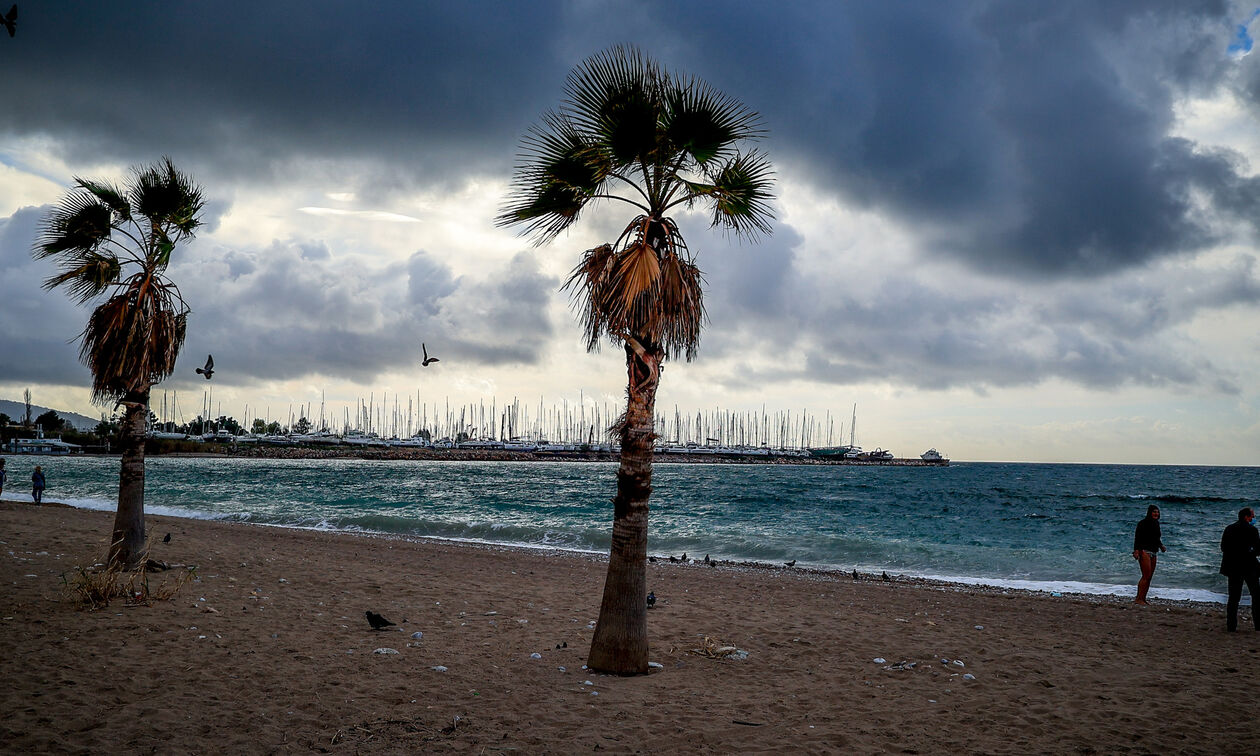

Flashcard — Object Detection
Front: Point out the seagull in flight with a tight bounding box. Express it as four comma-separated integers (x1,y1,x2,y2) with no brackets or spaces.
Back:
1,5,15,38
421,343,439,367
195,354,214,379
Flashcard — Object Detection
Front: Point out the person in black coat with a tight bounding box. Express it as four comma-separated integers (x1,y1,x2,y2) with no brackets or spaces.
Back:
1220,507,1260,632
1132,504,1166,605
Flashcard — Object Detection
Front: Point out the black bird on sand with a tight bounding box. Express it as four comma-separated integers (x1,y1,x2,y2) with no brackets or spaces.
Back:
365,611,396,630
1,5,15,38
668,555,678,563
421,343,440,367
784,559,796,568
851,569,859,580
646,591,656,608
703,554,710,565
195,354,214,379
882,571,891,582
680,552,687,563
162,532,171,543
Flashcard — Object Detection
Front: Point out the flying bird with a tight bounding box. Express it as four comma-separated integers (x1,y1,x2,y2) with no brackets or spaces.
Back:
365,610,396,631
421,343,439,367
195,354,214,379
1,5,15,38
646,591,656,608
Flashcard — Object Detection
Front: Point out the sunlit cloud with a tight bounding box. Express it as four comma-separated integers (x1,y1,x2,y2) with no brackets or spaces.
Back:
298,207,422,223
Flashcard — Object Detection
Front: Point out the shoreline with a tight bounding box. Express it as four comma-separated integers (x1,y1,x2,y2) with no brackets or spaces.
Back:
0,499,1246,754
2,496,1227,607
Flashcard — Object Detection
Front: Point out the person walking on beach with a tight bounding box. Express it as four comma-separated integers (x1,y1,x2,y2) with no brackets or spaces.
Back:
31,464,45,505
1220,507,1260,632
0,458,6,499
1132,504,1165,605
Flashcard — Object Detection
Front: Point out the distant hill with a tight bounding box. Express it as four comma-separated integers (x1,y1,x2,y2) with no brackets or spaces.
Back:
0,399,100,431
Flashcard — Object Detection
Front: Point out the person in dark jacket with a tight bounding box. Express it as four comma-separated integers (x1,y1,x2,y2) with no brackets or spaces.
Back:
1132,504,1166,605
31,465,45,504
1220,507,1260,632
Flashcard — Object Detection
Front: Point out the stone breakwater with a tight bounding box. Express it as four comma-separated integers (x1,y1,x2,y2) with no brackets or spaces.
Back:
160,445,946,465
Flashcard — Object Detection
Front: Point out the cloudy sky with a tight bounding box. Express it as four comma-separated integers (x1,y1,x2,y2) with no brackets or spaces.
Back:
2,1,1259,465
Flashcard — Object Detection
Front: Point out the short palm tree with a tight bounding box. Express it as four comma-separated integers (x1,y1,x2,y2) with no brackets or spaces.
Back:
35,157,205,570
498,46,774,674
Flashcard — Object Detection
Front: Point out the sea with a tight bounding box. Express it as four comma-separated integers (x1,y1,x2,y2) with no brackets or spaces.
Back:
6,456,1257,604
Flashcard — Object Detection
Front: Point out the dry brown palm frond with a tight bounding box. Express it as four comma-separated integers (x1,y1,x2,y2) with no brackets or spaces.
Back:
81,277,187,402
564,215,705,360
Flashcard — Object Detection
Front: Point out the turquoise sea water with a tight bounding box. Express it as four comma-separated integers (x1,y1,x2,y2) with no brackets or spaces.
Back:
4,456,1257,602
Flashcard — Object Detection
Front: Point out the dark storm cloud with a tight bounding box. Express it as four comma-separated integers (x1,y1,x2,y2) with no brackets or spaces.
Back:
5,1,1260,397
6,1,1255,277
628,0,1254,278
0,2,573,191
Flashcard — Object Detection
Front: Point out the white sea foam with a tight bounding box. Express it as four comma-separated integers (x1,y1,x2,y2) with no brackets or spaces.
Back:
914,573,1230,605
51,496,250,523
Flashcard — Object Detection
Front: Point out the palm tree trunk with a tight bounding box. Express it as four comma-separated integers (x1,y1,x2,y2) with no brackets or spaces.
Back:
588,342,661,675
109,389,149,569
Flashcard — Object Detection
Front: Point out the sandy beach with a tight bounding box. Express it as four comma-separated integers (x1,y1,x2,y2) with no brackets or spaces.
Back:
0,498,1252,755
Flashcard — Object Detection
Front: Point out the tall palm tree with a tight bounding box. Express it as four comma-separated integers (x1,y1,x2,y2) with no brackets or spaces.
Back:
498,46,774,675
34,157,205,570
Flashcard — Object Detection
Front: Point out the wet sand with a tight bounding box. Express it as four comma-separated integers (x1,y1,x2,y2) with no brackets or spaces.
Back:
0,499,1250,754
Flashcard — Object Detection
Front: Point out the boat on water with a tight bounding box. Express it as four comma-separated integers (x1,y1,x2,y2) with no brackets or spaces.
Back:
148,431,190,441
7,437,82,455
921,448,948,462
808,445,856,459
391,436,432,448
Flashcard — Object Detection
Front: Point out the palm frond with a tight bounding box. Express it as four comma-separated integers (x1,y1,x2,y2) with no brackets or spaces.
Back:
564,45,664,166
75,178,131,221
34,192,113,258
496,113,611,243
663,76,764,166
129,157,205,240
704,150,776,237
42,252,122,305
563,216,704,360
80,279,188,403
564,243,618,351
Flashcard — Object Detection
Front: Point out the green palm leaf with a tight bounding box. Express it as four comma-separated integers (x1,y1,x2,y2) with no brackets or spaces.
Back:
35,193,113,257
75,178,131,221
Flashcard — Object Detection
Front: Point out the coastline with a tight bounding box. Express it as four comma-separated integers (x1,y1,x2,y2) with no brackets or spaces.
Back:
1,499,1248,754
86,441,949,465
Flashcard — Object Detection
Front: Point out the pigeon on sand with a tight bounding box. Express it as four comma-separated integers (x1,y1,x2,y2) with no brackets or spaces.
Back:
365,611,396,630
